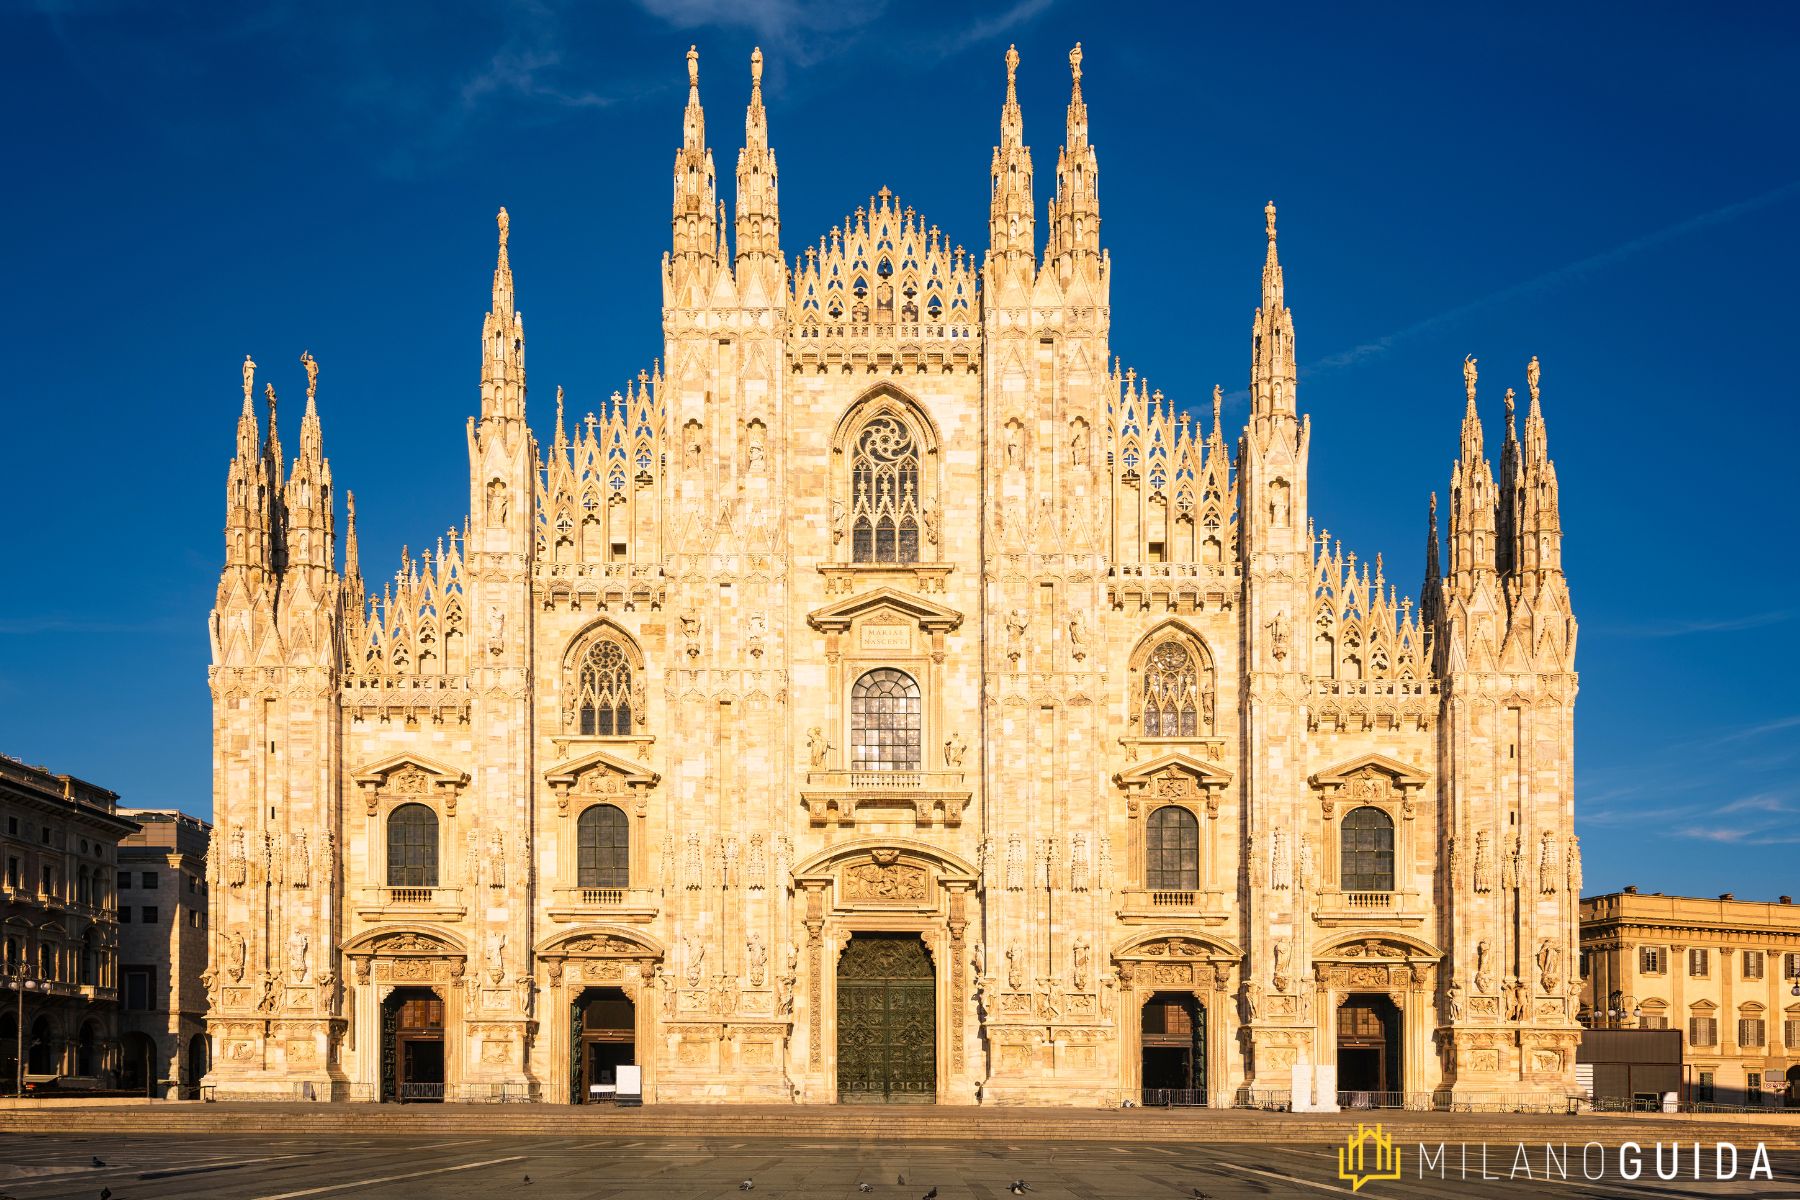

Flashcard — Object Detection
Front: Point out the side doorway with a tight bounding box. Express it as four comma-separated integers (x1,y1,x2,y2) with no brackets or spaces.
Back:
570,987,635,1104
382,987,445,1103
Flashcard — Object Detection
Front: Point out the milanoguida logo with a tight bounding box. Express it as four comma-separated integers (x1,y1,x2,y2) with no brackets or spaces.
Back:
1338,1123,1402,1191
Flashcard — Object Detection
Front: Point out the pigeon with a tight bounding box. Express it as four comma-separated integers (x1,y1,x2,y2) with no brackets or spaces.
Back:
897,1176,906,1186
99,1190,112,1200
923,1190,938,1200
739,1180,755,1192
1190,1190,1211,1200
91,1158,106,1168
523,1175,532,1184
1009,1183,1034,1195
859,1186,874,1194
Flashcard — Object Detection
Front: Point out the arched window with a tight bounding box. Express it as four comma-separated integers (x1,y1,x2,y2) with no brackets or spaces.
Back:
386,803,439,888
577,804,629,889
1141,641,1200,737
1340,807,1395,892
850,416,922,563
574,639,633,735
1146,807,1199,891
850,668,921,771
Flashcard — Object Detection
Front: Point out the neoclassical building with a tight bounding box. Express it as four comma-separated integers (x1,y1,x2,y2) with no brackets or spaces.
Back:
205,45,1582,1106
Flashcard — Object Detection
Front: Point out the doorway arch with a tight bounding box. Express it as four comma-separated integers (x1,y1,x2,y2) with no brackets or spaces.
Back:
119,1030,156,1094
381,987,445,1102
570,987,635,1103
1337,994,1402,1105
27,1015,56,1077
1139,992,1206,1105
836,932,935,1104
0,1012,15,1094
186,1032,209,1096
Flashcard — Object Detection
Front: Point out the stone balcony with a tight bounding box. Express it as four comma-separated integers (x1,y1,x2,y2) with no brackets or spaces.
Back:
1116,888,1232,926
545,886,658,924
1311,889,1426,927
353,885,466,922
800,769,972,829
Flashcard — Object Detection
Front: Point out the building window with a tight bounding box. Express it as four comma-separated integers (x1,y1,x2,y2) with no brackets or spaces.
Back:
1784,1018,1800,1048
576,804,629,889
1739,1017,1766,1048
117,870,130,891
1145,806,1199,891
1697,1071,1714,1102
1689,948,1709,977
188,875,198,894
141,871,158,890
1640,947,1666,975
1339,806,1395,892
849,414,922,563
6,856,19,888
386,803,439,887
1140,641,1200,737
1786,952,1800,979
1640,1013,1669,1030
849,668,921,772
1748,1073,1762,1105
123,966,153,1012
1690,1016,1717,1047
1744,950,1764,980
573,639,633,735
119,907,131,924
141,906,158,924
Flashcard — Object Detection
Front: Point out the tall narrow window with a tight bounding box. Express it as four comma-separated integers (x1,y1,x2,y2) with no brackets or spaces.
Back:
849,416,922,563
577,804,630,889
575,640,633,735
850,668,921,771
1145,807,1199,891
1141,641,1200,737
386,804,439,887
1339,807,1395,892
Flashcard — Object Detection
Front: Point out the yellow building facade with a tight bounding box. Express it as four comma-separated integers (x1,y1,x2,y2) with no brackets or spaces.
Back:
1581,889,1800,1107
205,46,1583,1106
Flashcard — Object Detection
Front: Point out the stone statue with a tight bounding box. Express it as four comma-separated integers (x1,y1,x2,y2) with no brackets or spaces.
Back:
1272,939,1292,992
485,605,505,657
1463,354,1478,402
806,727,830,768
1242,979,1263,1023
685,937,706,988
1567,834,1583,895
1506,976,1528,1022
1502,835,1522,891
1005,945,1022,990
746,931,767,987
1475,938,1493,993
1067,612,1088,661
1538,831,1558,895
1536,939,1561,992
242,354,256,401
1072,938,1091,990
227,829,248,888
944,732,968,769
1445,979,1463,1022
923,505,940,547
1473,832,1492,893
659,967,677,1017
286,930,309,984
1005,608,1029,660
487,830,506,889
288,833,310,889
257,973,280,1014
486,931,506,985
830,499,846,544
300,349,318,400
1266,611,1289,661
514,975,535,1017
224,931,247,982
971,943,986,980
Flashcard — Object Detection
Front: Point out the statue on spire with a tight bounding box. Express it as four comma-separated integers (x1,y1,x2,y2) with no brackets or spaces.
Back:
1265,200,1277,241
751,45,763,91
1463,354,1478,404
1006,43,1019,96
301,350,318,404
1527,355,1541,406
1069,42,1082,92
687,44,699,89
498,206,510,252
243,355,256,403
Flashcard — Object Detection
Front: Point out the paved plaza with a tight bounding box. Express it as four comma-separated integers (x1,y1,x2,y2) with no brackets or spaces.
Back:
2,1119,1798,1200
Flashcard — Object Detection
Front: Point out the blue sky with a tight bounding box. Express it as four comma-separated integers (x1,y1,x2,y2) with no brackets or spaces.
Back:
2,2,1796,899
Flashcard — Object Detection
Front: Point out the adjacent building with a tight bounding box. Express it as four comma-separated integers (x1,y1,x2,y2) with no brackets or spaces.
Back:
1580,888,1800,1107
0,754,138,1092
205,45,1583,1106
116,809,212,1096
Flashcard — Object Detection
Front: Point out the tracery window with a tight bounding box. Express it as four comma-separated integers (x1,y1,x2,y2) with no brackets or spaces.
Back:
576,804,629,889
386,803,439,888
1141,640,1200,737
1146,806,1199,891
1339,806,1394,892
574,639,633,735
850,668,921,771
850,416,922,563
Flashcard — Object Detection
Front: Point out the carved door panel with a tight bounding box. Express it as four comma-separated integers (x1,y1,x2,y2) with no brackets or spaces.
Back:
837,933,935,1103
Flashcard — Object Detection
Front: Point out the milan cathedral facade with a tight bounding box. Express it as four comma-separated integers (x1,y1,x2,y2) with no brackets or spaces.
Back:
204,44,1582,1106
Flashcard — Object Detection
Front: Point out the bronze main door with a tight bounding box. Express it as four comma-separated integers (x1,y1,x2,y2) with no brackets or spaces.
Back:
837,933,935,1104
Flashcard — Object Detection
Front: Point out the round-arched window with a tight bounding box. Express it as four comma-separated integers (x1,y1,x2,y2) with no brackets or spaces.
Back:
1340,806,1395,892
577,804,629,889
850,668,921,771
386,803,439,888
1146,806,1199,891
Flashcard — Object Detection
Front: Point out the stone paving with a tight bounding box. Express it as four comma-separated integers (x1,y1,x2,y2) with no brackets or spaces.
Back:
1,1128,1798,1199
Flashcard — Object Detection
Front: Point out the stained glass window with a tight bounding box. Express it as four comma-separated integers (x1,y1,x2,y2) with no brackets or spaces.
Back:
1146,806,1199,890
1340,807,1395,892
577,804,629,888
387,803,439,887
1142,641,1199,737
850,668,921,771
850,416,922,564
575,640,632,735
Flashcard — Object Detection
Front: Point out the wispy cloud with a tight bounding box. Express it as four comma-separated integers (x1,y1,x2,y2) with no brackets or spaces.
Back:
0,616,190,636
1309,178,1800,375
1594,609,1795,639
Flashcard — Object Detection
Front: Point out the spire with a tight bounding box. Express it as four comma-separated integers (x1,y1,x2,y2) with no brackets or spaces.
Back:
1514,355,1565,589
735,46,781,265
1422,491,1442,632
283,350,334,576
343,489,362,594
480,207,527,423
1447,355,1498,590
987,44,1035,264
1047,42,1100,266
1249,202,1297,418
236,354,260,460
222,355,272,577
672,45,719,263
1497,384,1521,579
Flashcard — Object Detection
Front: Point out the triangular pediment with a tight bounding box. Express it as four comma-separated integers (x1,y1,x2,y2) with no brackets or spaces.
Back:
350,753,469,791
543,747,660,790
1309,752,1430,790
807,586,963,634
1114,751,1234,791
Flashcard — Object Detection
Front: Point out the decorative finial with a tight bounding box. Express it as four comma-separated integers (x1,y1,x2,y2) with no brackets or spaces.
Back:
300,350,318,404
750,46,763,89
687,45,699,88
242,354,255,403
1006,44,1019,91
1264,200,1277,241
1212,384,1223,426
1069,42,1082,84
1462,354,1478,404
497,207,510,251
1527,355,1541,406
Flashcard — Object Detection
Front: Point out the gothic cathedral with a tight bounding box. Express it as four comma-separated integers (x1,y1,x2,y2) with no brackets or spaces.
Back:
205,45,1581,1106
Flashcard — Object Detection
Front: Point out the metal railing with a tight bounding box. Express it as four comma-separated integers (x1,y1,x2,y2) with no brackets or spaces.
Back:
450,1081,536,1103
1338,1090,1404,1109
1233,1088,1293,1111
1140,1087,1208,1108
397,1081,445,1102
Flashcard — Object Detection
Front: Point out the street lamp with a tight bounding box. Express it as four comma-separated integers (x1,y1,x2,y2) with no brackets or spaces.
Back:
6,962,42,1096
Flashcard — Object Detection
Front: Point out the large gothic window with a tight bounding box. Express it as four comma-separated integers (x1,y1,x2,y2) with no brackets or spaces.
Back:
1340,806,1395,892
1146,806,1199,891
1141,640,1200,737
386,803,439,888
850,668,921,771
576,804,629,889
575,640,633,735
850,416,922,563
